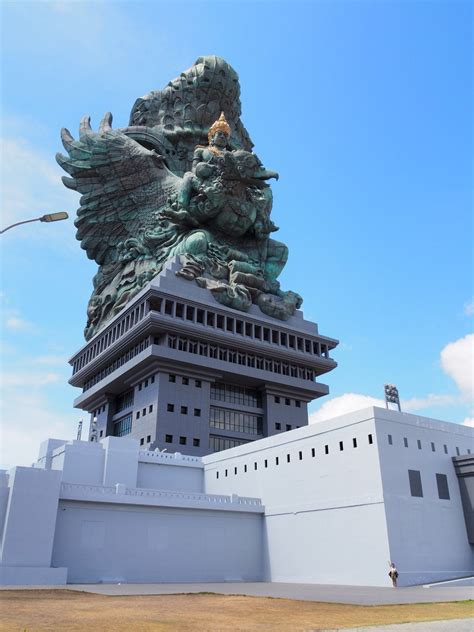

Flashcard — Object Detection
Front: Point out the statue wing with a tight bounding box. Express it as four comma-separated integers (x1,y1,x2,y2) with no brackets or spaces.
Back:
56,113,181,265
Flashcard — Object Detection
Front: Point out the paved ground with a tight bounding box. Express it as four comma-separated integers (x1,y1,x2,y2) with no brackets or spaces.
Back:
60,579,473,605
329,619,473,632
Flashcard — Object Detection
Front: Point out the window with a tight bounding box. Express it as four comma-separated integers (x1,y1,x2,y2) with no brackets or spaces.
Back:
295,400,301,408
254,462,258,470
181,406,188,414
225,469,228,477
275,423,281,431
404,437,408,448
285,398,291,406
353,438,357,448
286,424,291,431
138,383,142,391
99,430,103,438
431,442,436,452
147,435,151,443
368,434,373,445
264,460,268,468
136,411,140,419
151,375,155,384
116,389,134,413
299,451,303,460
388,435,393,445
142,408,146,416
275,456,279,465
436,473,450,500
169,374,176,383
311,448,315,457
408,469,423,497
165,434,173,443
456,447,460,456
144,379,148,387
195,380,202,388
113,414,132,437
211,382,262,408
209,407,263,435
182,377,189,385
339,441,344,451
234,466,238,474
244,464,247,472
193,438,200,447
209,436,249,452
216,471,219,479
179,436,187,445
417,439,422,450
286,454,291,463
149,405,153,413
274,396,280,404
140,438,144,446
194,408,201,417
167,403,174,412
444,444,448,454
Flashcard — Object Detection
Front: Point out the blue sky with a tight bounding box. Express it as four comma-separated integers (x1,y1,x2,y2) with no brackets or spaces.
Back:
1,0,472,468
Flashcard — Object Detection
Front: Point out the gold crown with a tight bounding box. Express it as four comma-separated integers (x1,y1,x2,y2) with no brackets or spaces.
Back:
208,112,231,143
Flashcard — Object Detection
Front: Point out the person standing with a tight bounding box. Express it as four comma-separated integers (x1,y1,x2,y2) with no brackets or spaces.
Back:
388,561,399,587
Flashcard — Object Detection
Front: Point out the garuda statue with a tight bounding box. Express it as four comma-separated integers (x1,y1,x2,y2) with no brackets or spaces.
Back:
57,56,302,340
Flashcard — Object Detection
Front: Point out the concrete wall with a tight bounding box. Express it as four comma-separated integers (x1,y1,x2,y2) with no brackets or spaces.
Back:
52,501,262,583
375,408,474,585
203,409,392,586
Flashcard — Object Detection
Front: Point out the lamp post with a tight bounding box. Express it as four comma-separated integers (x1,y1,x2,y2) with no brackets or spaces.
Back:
0,212,69,234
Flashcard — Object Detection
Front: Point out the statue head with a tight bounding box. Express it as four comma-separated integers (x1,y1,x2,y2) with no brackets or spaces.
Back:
208,112,231,148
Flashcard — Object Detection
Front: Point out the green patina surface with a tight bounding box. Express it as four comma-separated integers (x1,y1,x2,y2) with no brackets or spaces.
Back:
57,56,302,340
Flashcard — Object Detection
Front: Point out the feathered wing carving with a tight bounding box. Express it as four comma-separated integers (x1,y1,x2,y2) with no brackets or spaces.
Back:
56,113,180,266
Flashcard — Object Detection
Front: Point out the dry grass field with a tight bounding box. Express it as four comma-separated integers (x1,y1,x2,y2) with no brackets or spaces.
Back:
0,590,472,632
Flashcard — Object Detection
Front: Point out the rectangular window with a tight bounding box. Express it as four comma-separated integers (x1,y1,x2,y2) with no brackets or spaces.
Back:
165,434,173,443
353,438,357,448
181,406,188,414
408,469,423,497
287,454,291,463
140,438,144,446
295,400,301,408
404,437,408,448
275,456,279,465
136,411,140,419
144,379,148,387
254,462,258,470
264,459,268,468
142,408,146,416
274,396,280,403
169,374,176,383
195,380,202,388
244,464,247,472
456,447,460,456
193,438,200,447
285,398,291,406
388,434,393,445
216,471,219,479
325,445,329,454
275,423,281,430
225,469,228,477
99,430,103,437
149,405,153,413
113,414,132,437
417,439,422,450
179,436,187,445
444,444,448,454
182,377,189,385
339,441,344,451
299,451,303,460
368,434,373,445
147,435,151,443
167,403,174,412
436,473,450,500
311,448,316,457
194,408,201,417
138,383,142,391
431,442,436,452
286,424,291,431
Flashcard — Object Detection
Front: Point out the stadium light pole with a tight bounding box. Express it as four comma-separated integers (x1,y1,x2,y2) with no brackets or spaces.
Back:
0,212,69,234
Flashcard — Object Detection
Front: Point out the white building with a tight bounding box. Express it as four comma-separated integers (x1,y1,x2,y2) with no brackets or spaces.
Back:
1,406,472,586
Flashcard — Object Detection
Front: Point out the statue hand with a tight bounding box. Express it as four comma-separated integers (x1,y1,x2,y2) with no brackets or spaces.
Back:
162,208,199,227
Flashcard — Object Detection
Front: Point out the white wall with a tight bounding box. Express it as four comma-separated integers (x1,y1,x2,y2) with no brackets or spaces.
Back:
375,408,474,585
203,409,392,586
52,501,263,583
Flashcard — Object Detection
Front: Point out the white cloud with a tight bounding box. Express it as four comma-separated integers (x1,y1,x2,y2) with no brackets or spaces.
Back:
464,299,474,317
32,354,67,367
440,333,474,401
309,393,385,424
0,136,74,229
402,393,458,410
1,372,62,388
462,417,474,428
4,314,36,332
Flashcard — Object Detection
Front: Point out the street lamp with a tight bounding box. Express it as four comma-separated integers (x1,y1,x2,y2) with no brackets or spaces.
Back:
0,212,69,234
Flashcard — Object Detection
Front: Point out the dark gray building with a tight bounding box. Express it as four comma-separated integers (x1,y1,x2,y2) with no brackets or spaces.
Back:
69,258,338,455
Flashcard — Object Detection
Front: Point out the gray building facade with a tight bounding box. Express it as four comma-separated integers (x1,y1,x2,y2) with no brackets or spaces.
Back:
69,258,338,455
